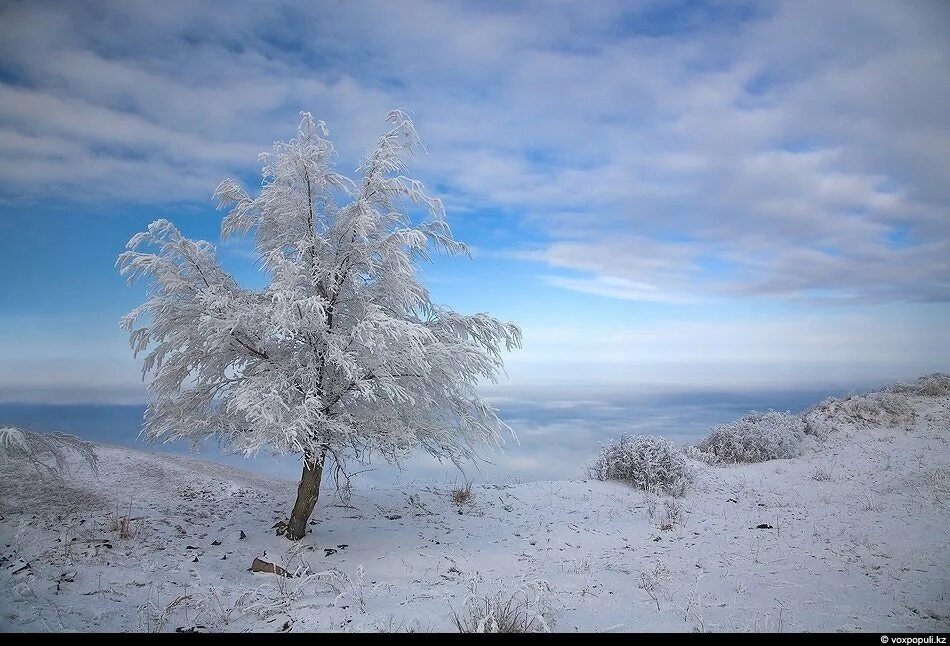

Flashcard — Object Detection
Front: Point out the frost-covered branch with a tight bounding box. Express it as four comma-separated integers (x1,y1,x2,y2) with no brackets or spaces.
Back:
0,427,99,479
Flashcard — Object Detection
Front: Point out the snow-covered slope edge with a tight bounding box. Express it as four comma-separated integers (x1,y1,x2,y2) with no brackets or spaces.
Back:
1,392,948,632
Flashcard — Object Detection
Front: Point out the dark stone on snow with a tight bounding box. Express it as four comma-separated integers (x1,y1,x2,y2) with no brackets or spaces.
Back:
249,557,290,577
175,625,206,633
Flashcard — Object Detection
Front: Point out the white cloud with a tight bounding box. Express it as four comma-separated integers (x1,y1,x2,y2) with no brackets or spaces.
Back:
544,275,693,303
0,0,947,301
504,304,950,384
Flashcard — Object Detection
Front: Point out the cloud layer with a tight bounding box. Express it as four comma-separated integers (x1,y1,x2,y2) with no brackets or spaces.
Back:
1,0,948,303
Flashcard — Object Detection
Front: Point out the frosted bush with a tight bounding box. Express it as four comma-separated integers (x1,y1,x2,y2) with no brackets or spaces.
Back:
588,434,692,497
691,410,805,464
885,373,950,397
801,398,839,439
658,498,684,531
803,392,916,438
913,373,950,397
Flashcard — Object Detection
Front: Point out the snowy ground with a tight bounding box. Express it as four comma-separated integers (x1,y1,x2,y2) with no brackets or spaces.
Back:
1,394,948,632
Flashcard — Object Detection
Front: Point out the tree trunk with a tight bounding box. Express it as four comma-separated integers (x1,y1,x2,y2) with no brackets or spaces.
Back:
285,448,327,541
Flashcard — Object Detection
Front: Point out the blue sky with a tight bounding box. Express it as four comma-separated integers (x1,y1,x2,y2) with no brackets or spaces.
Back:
0,0,948,404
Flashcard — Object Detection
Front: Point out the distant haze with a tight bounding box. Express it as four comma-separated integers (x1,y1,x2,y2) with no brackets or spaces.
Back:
1,1,948,404
0,383,857,485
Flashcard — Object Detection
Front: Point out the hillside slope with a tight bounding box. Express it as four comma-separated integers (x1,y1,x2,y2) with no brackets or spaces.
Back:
1,394,948,632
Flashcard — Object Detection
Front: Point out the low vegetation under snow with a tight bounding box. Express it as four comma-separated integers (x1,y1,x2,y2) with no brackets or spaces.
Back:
1,377,948,632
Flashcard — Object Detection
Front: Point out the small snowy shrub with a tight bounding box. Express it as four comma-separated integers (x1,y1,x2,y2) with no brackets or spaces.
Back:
589,434,692,497
454,578,553,633
913,373,950,396
801,397,840,439
108,513,136,539
658,498,684,531
922,468,949,505
107,498,137,539
691,410,805,464
451,482,474,506
454,592,543,633
803,392,916,437
637,562,671,611
811,465,833,482
885,373,950,397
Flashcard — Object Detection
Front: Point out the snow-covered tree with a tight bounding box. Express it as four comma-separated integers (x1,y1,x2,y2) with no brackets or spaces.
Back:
118,110,521,540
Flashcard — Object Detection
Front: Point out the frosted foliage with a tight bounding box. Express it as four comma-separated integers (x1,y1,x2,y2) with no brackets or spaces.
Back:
118,111,521,468
803,392,916,438
588,434,692,497
884,373,950,397
0,426,99,479
692,410,805,464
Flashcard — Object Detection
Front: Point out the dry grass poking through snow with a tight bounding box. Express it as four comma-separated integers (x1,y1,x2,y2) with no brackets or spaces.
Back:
453,591,544,633
451,482,474,506
452,578,553,633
